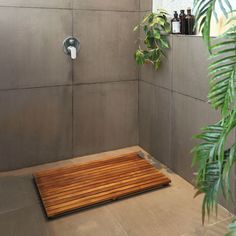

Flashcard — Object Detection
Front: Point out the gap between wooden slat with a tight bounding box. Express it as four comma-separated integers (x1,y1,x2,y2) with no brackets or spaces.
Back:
35,153,139,178
42,172,166,205
35,158,149,186
38,165,156,197
47,177,170,217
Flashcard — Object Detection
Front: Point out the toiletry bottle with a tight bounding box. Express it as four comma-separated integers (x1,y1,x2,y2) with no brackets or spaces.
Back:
186,8,195,35
171,11,181,34
179,10,186,34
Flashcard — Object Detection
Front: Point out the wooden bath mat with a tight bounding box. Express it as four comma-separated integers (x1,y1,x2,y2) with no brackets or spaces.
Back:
34,152,171,218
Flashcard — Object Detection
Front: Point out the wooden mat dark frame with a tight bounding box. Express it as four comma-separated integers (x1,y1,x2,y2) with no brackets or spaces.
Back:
34,152,171,218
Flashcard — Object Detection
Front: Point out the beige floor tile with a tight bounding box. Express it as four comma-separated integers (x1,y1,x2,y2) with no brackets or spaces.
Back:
0,146,233,236
185,217,234,236
47,206,128,236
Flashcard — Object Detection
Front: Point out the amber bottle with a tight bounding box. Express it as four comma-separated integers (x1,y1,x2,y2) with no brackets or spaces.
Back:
186,8,195,35
179,10,186,34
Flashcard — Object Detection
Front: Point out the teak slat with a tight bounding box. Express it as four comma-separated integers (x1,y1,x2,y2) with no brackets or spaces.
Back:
34,152,171,218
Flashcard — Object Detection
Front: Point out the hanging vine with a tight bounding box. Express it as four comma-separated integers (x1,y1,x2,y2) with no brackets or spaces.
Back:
134,10,171,70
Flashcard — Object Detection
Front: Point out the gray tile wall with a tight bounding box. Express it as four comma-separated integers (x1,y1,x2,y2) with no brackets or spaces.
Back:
0,86,73,170
0,0,140,171
0,7,72,90
73,10,139,84
72,0,139,11
73,81,138,156
140,0,152,11
0,0,72,8
139,81,172,167
139,33,236,212
172,36,209,101
139,35,229,183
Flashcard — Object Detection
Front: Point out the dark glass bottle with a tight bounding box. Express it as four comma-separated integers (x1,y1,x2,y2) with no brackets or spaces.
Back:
186,8,195,35
179,10,186,34
171,11,180,34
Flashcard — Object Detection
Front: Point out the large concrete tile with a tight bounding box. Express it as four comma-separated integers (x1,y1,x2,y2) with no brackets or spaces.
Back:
47,207,128,236
0,8,72,90
139,81,172,167
172,92,219,183
0,0,71,8
172,35,209,100
0,86,72,171
140,36,173,90
187,218,234,236
73,81,138,156
0,175,39,213
0,148,233,236
140,0,152,11
73,10,139,84
106,151,232,235
134,172,232,235
108,197,164,236
0,205,49,236
72,0,139,11
108,185,231,236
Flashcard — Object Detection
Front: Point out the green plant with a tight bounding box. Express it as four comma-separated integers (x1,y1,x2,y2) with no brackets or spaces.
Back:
192,0,236,234
134,10,171,70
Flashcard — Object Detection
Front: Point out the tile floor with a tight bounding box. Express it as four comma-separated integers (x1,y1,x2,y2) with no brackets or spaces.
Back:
0,146,234,236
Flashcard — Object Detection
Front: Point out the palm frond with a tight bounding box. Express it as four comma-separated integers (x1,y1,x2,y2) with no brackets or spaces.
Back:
192,1,236,235
208,25,236,116
226,219,236,236
192,109,236,224
194,0,232,50
193,122,224,222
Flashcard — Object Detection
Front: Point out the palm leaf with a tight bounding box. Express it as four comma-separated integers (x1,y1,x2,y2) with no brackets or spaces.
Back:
207,26,236,116
226,219,236,236
192,114,236,224
194,0,232,50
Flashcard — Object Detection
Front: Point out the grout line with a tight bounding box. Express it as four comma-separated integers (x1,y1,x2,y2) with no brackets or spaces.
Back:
0,204,37,216
0,79,138,93
74,8,141,13
172,90,207,102
140,79,207,102
71,8,74,158
206,215,234,228
73,79,138,86
71,0,73,9
137,79,140,145
139,79,172,92
0,84,73,92
170,35,174,170
0,5,72,10
105,207,130,236
137,6,141,147
0,5,144,13
71,84,74,157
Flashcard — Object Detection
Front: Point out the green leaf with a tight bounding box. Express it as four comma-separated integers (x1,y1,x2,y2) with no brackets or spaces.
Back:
134,50,145,65
133,25,139,32
226,219,236,236
134,9,170,70
224,0,232,12
160,39,169,48
154,60,161,70
218,0,228,18
153,29,161,39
